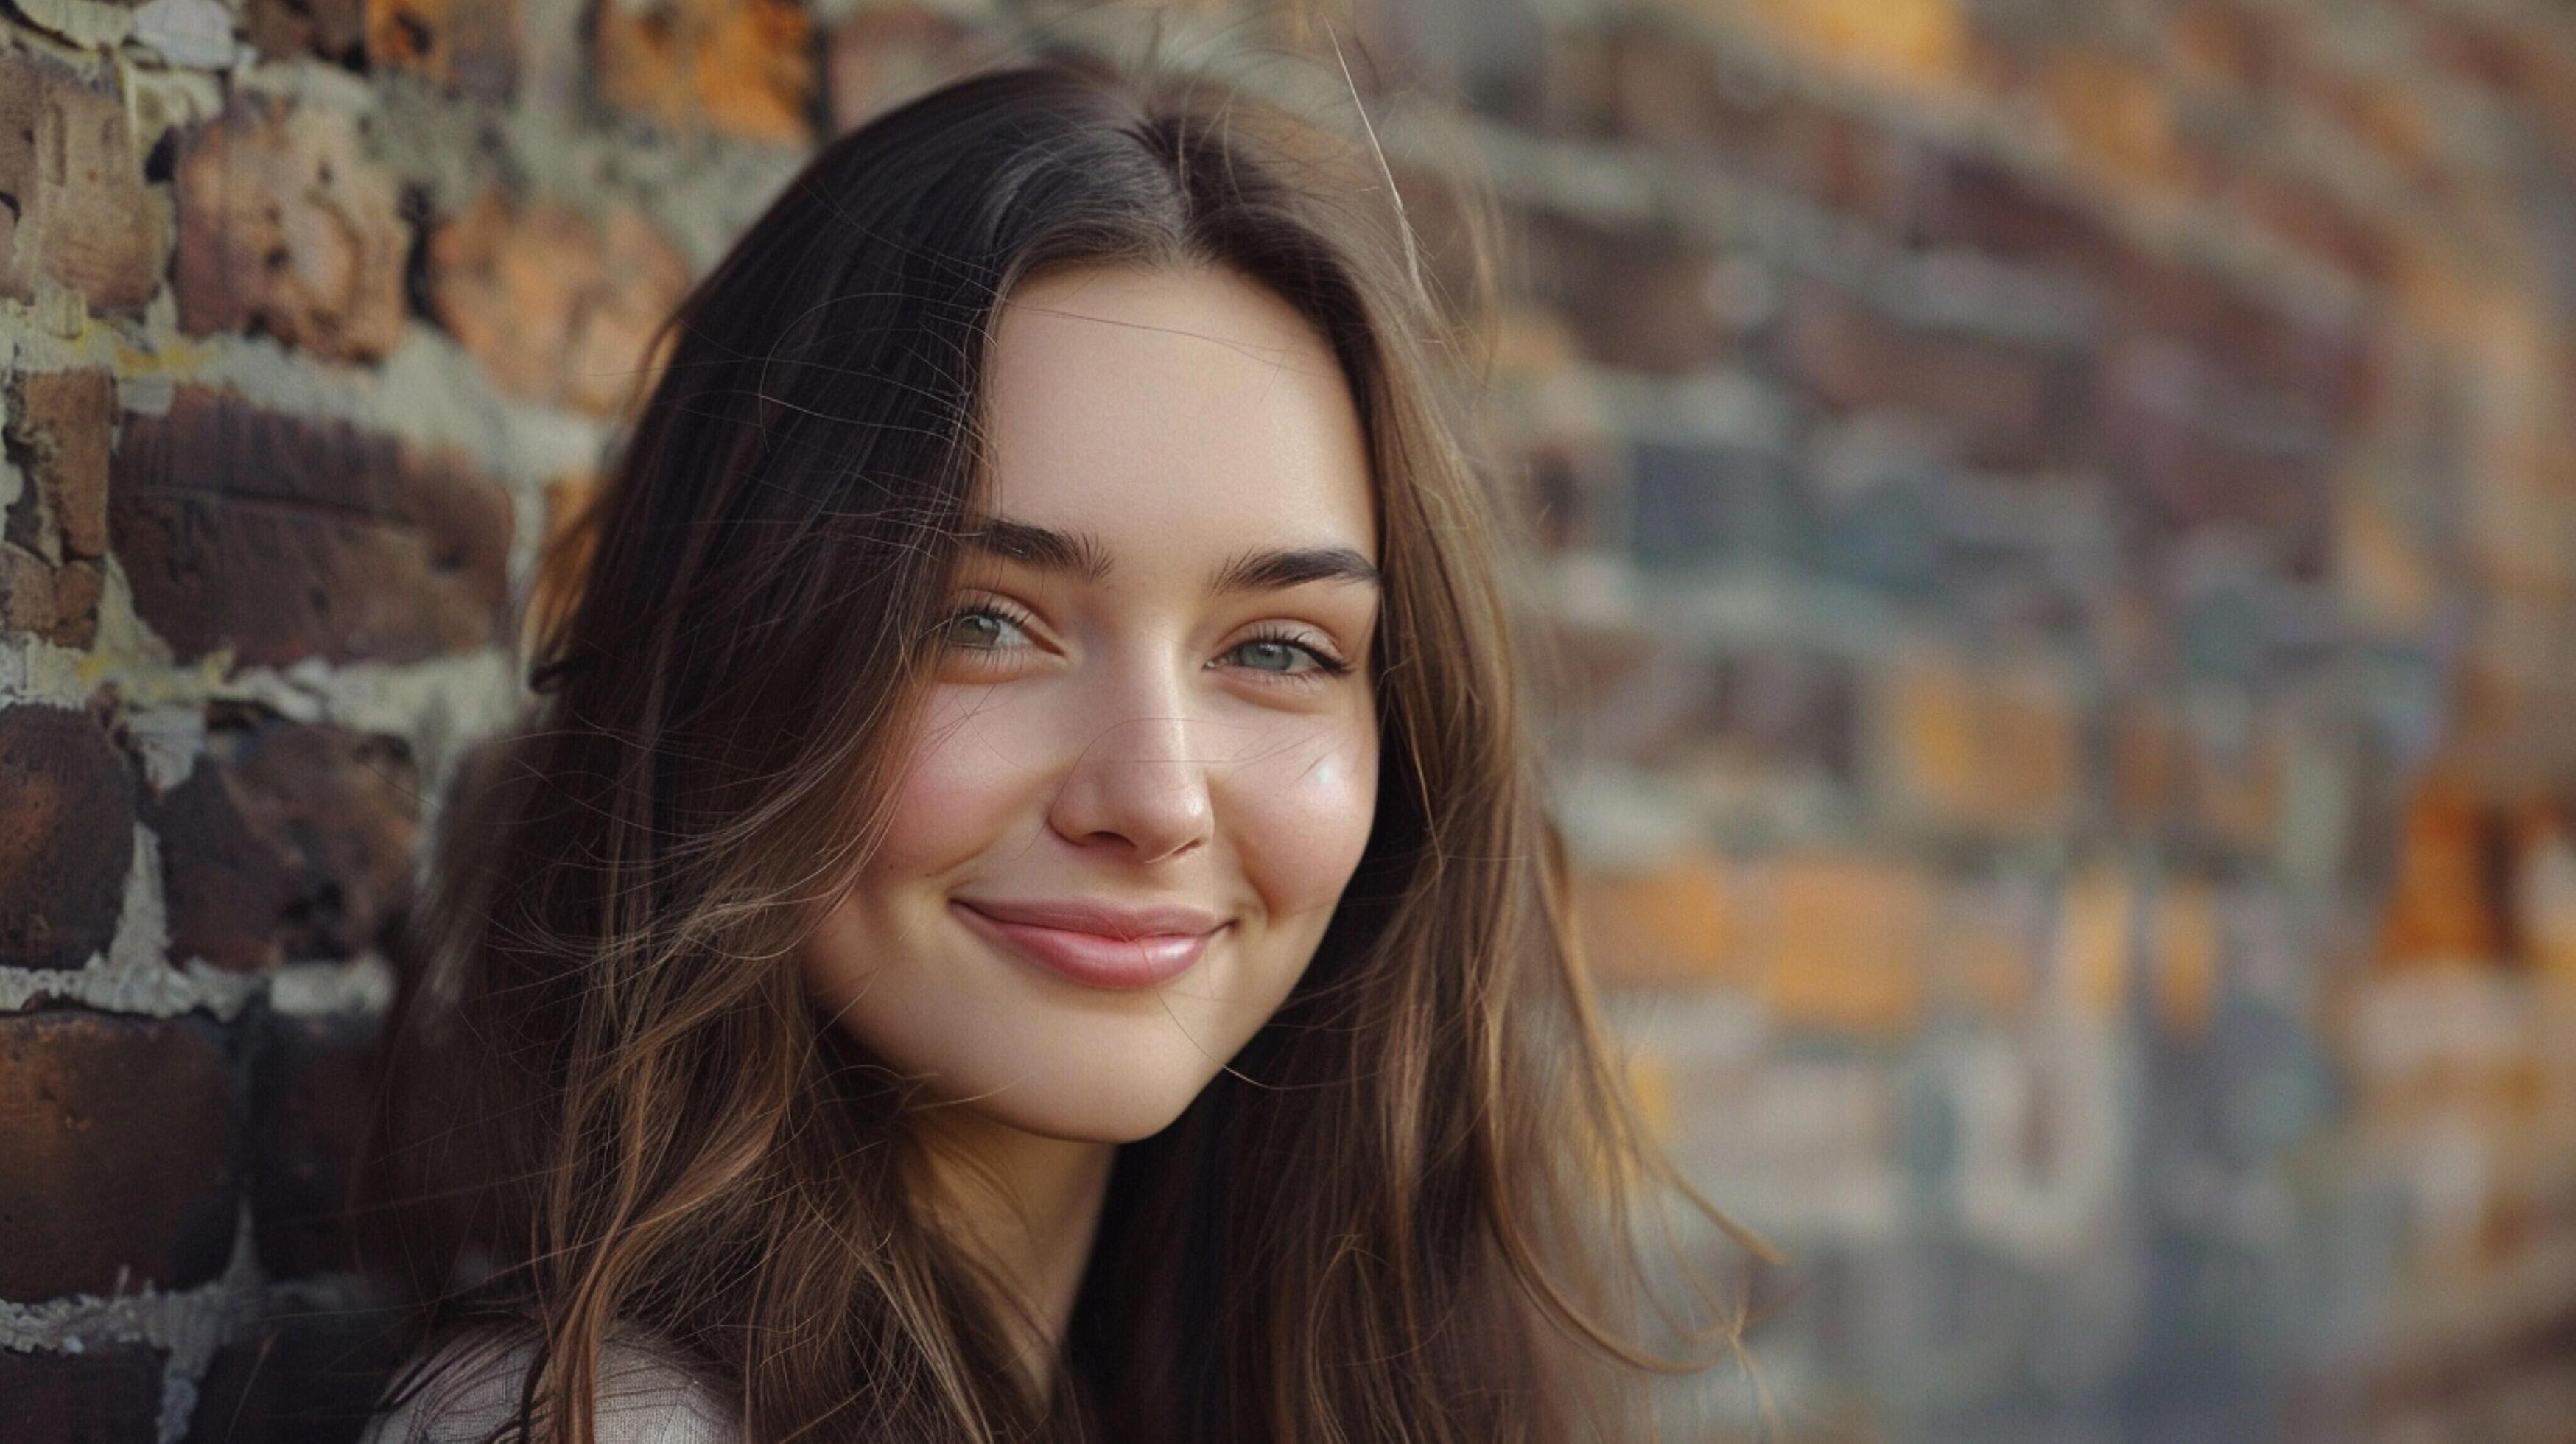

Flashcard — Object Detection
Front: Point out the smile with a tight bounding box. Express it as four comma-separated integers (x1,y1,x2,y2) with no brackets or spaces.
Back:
950,900,1224,990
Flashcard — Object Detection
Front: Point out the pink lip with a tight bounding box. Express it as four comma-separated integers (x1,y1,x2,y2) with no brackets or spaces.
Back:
951,897,1226,990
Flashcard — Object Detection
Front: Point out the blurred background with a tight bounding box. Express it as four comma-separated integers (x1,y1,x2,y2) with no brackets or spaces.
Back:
4,0,2574,1439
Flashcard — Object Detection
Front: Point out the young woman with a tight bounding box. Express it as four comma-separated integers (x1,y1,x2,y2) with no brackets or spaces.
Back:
357,41,1767,1444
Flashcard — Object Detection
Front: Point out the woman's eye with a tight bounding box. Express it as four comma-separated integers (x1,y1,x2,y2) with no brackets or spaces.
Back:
940,604,1032,652
1224,632,1351,681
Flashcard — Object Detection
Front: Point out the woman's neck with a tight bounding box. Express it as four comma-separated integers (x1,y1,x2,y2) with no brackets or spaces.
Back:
909,1108,1116,1401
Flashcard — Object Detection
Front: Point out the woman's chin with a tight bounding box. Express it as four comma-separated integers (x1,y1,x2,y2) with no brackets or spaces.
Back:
943,1069,1210,1146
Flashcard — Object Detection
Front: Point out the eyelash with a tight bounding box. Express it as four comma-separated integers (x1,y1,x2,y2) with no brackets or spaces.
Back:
937,596,1354,685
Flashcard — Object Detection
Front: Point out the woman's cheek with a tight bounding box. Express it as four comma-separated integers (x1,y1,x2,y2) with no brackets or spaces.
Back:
868,687,1047,879
1229,715,1378,925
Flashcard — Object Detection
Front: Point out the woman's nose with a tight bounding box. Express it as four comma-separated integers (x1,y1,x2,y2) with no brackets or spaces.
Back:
1045,662,1215,864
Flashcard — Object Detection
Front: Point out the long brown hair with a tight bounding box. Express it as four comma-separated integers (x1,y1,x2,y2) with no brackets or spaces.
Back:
359,37,1770,1444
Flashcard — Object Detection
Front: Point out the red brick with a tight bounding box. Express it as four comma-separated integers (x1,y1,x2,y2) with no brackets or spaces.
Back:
245,0,368,66
425,189,691,418
826,5,994,133
1898,147,2130,272
0,52,166,315
250,1012,383,1277
2109,693,2181,833
190,1315,406,1443
365,0,521,99
3,370,116,648
1519,211,1731,372
0,1342,166,1444
2168,0,2284,93
1594,24,1901,220
1650,647,1857,780
2235,171,2393,285
0,1012,242,1301
8,371,113,563
1777,281,2087,469
108,388,514,672
0,553,107,648
0,704,137,973
2037,49,2203,196
174,97,408,363
2097,339,2334,572
147,707,421,975
594,0,818,146
2103,253,2373,431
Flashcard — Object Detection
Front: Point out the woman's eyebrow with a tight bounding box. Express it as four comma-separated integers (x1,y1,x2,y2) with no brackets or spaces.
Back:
959,516,1380,594
959,517,1113,582
1204,543,1380,595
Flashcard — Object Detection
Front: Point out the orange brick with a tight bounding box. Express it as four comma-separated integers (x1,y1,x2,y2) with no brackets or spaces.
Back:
2379,769,2508,968
596,0,816,146
2062,866,2135,1019
1741,0,1969,94
0,52,167,315
1987,667,2080,826
365,0,519,100
2110,696,2181,831
1882,652,2080,837
1765,852,1931,1034
1573,852,1742,990
427,189,691,418
175,97,407,362
2154,877,2221,1039
1886,653,1982,824
2039,49,2202,194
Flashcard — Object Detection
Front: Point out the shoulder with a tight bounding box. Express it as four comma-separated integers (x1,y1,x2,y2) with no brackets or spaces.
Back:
359,1323,739,1444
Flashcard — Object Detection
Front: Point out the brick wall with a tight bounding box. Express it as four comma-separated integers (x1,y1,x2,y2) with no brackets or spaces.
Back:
4,0,2573,1439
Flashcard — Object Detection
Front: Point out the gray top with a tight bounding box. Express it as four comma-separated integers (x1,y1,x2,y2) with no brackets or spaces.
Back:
358,1326,741,1444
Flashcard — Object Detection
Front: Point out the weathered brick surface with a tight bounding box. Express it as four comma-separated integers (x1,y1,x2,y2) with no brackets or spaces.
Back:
0,0,2571,1433
826,4,994,133
594,0,817,144
147,707,421,975
1520,211,1732,373
425,189,690,416
1777,281,2088,470
1,370,115,649
249,1012,383,1277
189,1314,404,1443
0,1012,241,1302
108,388,514,670
0,1342,168,1444
0,50,165,314
174,97,409,362
244,0,368,66
366,0,521,99
0,704,137,972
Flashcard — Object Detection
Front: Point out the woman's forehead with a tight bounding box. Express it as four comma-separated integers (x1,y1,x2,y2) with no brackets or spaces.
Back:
978,264,1377,565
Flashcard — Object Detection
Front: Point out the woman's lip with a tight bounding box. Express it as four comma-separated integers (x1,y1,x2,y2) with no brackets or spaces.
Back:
952,896,1224,936
950,901,1223,990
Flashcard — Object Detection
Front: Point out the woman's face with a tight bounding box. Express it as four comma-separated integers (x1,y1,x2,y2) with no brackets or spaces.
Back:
801,263,1382,1143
